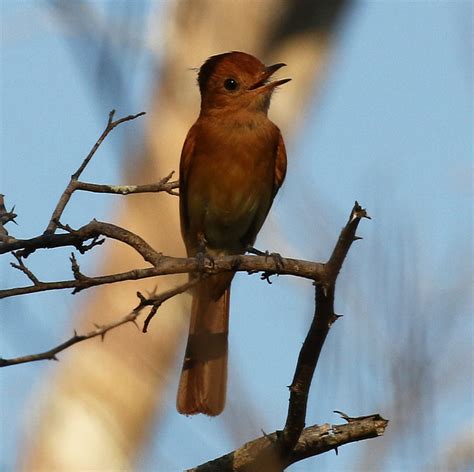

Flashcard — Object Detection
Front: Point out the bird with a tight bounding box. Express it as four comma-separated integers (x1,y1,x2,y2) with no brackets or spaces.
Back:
177,51,290,416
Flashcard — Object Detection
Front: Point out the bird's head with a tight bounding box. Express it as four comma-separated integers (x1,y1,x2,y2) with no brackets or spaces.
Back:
197,51,291,115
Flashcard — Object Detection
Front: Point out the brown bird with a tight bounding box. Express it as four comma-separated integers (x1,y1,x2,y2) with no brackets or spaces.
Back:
177,51,290,415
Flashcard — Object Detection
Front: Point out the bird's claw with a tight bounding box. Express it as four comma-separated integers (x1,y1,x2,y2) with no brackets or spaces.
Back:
196,250,215,272
195,234,215,272
267,251,284,271
251,247,284,269
196,250,206,272
260,271,274,284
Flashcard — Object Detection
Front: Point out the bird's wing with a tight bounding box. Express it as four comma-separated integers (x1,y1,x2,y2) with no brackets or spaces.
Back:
179,124,198,243
273,131,287,196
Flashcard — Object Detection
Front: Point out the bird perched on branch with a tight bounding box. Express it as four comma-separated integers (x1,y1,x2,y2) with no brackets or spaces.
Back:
177,51,290,416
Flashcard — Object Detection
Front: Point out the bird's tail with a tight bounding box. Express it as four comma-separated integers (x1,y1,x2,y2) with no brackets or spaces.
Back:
177,276,231,416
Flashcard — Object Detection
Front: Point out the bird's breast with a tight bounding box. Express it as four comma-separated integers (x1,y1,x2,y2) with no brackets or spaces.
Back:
194,125,274,210
186,121,278,251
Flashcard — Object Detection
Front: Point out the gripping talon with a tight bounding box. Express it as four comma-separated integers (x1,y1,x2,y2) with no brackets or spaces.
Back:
270,252,284,271
207,254,215,269
247,245,284,271
195,232,215,271
196,251,206,272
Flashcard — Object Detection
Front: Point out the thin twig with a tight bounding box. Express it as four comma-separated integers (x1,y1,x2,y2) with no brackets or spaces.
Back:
10,253,41,285
0,310,140,367
72,172,179,196
0,276,201,368
44,110,145,234
142,277,200,332
2,220,162,264
73,110,146,180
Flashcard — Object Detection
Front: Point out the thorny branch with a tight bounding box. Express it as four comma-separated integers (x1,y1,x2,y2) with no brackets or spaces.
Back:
44,109,148,234
188,414,388,471
280,203,370,456
0,193,17,243
1,241,325,299
0,278,195,368
1,110,385,468
72,172,179,196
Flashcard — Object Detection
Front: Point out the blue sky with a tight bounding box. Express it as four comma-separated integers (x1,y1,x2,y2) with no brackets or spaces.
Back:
1,1,472,471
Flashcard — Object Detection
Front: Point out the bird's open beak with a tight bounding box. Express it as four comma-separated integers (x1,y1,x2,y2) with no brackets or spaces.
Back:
249,63,291,92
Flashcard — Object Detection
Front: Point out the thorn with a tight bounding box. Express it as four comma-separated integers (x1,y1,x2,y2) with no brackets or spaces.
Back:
260,429,276,442
334,410,351,422
329,313,343,326
334,447,339,456
352,235,363,241
73,329,78,337
130,319,140,330
51,355,59,362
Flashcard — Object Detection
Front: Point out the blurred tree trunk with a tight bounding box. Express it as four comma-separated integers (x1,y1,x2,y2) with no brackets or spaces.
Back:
22,1,349,469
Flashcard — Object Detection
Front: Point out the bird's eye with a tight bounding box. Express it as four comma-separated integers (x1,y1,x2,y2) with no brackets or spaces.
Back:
224,78,239,91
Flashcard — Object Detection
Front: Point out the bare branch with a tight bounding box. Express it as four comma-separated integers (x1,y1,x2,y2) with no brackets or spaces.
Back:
72,172,179,196
0,194,17,243
44,109,146,233
280,202,369,455
187,415,388,471
0,309,140,368
10,253,41,285
0,253,325,299
0,276,199,368
142,277,200,332
1,220,162,263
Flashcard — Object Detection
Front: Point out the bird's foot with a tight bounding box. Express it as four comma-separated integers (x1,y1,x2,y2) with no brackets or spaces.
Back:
247,245,284,271
196,232,214,272
246,245,265,256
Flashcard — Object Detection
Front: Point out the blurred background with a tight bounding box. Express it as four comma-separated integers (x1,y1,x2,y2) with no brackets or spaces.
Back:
1,1,472,471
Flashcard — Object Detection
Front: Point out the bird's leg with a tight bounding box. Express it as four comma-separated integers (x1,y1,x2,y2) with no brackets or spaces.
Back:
196,232,215,272
246,244,284,271
246,245,266,257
